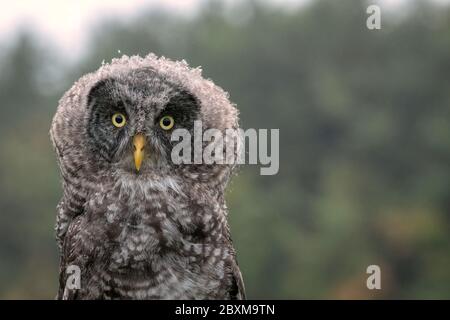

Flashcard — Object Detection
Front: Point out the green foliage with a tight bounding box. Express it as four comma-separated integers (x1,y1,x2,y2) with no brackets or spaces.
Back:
0,0,449,299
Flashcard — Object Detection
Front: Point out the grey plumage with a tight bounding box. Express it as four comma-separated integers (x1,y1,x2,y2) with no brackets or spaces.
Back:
50,54,245,299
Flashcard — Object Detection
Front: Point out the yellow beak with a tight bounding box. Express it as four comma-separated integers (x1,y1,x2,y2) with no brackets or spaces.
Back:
133,134,145,172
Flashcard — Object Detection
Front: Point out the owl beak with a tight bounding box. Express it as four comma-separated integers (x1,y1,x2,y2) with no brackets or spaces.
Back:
133,134,146,172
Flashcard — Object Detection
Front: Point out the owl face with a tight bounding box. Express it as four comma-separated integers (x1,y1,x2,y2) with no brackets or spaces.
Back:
85,68,201,175
51,55,239,191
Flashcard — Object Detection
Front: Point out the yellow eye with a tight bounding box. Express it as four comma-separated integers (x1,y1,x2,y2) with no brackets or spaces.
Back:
112,113,126,128
159,115,174,130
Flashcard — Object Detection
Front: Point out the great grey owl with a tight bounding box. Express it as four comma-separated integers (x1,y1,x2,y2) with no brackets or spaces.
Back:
50,54,245,299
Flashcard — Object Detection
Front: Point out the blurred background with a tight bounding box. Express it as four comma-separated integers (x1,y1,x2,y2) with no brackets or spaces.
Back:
0,0,449,299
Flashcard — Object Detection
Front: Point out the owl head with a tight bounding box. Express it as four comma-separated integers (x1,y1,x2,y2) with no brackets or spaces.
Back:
50,54,239,191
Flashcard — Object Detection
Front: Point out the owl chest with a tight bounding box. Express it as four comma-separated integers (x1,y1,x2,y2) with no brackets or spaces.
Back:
98,211,170,260
81,188,228,298
85,189,198,267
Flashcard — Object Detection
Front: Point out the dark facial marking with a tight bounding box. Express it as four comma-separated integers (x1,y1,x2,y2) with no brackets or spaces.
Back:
155,90,201,156
87,78,129,162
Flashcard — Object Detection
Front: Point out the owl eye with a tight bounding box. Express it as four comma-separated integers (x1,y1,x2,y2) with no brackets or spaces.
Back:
112,113,127,128
159,115,175,130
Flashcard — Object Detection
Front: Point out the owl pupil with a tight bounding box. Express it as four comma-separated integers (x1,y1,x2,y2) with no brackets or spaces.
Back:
115,115,123,123
163,118,171,126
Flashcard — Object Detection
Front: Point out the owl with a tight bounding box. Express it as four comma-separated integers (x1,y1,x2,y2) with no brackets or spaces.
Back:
50,54,245,300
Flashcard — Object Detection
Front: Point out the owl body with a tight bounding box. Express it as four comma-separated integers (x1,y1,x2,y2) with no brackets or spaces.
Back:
51,54,244,299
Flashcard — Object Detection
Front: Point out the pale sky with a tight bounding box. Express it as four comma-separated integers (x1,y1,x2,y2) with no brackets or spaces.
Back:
0,0,448,60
